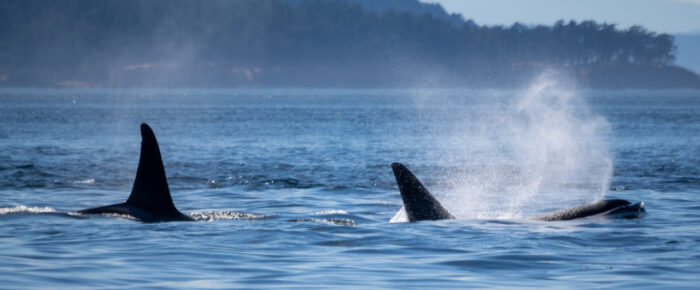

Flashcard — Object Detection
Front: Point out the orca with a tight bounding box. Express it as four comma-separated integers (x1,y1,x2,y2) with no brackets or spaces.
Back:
391,162,646,223
391,163,454,222
535,199,645,221
76,124,194,223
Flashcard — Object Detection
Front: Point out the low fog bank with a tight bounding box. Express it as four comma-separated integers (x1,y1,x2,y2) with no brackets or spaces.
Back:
1,0,699,89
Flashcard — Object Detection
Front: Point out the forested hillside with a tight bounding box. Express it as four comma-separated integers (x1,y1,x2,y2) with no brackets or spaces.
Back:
0,0,697,88
281,0,467,26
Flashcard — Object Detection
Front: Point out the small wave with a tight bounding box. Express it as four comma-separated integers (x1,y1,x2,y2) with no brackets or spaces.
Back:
0,206,57,215
314,209,348,215
289,218,357,226
15,164,34,169
73,178,96,184
188,211,274,222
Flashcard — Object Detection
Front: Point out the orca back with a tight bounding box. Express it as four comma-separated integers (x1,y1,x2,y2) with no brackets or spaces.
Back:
536,199,632,221
391,163,455,222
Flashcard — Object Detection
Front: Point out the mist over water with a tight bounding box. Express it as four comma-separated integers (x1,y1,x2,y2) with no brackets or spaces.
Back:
393,72,613,221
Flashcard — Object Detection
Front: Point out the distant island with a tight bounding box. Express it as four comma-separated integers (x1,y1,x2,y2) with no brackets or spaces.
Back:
1,0,699,89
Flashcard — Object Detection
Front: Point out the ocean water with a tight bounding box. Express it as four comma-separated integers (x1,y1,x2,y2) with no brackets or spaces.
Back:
1,86,699,288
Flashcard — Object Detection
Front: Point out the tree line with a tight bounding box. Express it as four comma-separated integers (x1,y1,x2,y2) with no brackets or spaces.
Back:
0,0,679,86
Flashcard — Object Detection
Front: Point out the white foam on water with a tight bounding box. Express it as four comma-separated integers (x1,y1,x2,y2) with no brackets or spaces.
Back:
188,211,274,221
389,207,407,223
314,209,348,215
0,205,57,215
73,178,96,184
290,218,357,226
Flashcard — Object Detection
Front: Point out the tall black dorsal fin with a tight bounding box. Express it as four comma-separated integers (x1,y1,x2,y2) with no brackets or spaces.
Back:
391,163,455,222
126,123,177,212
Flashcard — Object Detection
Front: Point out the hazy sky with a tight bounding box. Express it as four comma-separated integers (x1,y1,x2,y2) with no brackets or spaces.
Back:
422,0,700,34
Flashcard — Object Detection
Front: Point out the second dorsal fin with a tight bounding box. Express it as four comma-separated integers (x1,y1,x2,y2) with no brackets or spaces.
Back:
391,163,455,222
125,123,177,212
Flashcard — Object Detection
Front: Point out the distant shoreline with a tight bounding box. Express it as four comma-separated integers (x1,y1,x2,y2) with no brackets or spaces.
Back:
2,63,699,90
3,0,697,90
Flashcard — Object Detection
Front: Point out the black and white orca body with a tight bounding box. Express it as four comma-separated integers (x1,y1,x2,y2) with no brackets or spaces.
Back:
76,124,193,222
391,162,646,223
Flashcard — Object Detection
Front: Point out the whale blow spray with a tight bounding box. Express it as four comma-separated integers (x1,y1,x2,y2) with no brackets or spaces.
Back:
392,72,612,221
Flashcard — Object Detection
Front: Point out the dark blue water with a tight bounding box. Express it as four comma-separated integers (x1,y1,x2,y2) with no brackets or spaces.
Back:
1,87,699,288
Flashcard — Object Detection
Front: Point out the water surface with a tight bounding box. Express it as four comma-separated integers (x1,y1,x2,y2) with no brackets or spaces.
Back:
1,87,699,288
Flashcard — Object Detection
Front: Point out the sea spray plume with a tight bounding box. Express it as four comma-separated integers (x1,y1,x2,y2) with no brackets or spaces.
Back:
393,71,613,221
502,71,613,216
